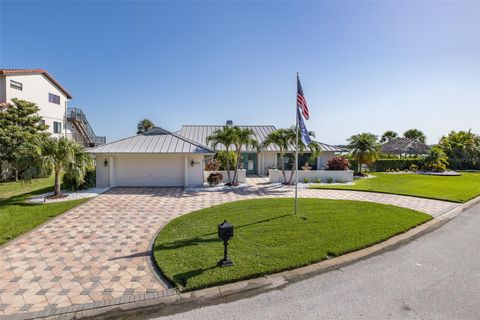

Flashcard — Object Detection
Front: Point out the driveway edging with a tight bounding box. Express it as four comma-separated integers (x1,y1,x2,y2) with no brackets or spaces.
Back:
34,194,480,320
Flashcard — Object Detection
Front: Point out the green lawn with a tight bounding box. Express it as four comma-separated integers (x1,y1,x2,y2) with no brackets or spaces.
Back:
0,179,86,245
310,172,480,203
0,176,55,201
154,198,431,291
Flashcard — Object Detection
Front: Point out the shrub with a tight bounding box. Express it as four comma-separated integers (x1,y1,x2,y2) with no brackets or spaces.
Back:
314,178,321,183
371,158,422,172
326,177,333,183
326,157,350,171
62,168,96,191
207,173,223,186
214,151,237,170
336,179,345,183
422,147,449,172
205,158,221,171
409,164,418,171
303,177,309,183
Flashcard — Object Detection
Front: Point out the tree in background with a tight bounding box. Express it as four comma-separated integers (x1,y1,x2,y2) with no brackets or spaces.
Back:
379,130,398,143
347,133,380,175
403,129,426,143
438,130,480,167
0,99,49,180
137,118,155,134
206,126,237,184
214,151,237,171
231,127,259,184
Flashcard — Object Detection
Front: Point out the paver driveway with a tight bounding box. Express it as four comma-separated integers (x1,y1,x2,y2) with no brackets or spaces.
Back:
0,185,457,318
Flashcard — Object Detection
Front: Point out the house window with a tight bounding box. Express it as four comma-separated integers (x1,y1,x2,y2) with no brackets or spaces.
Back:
10,80,22,90
39,119,46,126
49,93,60,105
53,121,62,133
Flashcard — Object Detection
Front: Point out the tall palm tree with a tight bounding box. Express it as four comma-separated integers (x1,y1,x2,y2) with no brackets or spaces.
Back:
380,130,398,143
206,126,237,184
263,128,320,185
232,127,259,184
137,118,155,134
39,137,93,197
347,133,380,175
403,129,426,143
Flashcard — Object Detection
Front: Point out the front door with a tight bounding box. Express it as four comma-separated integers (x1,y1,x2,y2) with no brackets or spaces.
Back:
241,153,257,174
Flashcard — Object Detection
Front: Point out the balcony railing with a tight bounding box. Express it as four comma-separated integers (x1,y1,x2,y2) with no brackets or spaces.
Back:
67,108,106,147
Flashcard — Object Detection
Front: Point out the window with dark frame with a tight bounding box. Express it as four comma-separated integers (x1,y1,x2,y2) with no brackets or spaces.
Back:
49,93,60,104
10,80,23,90
53,121,62,134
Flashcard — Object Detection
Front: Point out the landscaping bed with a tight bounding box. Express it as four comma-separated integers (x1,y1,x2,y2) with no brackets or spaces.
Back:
153,198,431,291
309,172,480,203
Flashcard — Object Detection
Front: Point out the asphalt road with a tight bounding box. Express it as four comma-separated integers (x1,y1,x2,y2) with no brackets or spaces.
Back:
149,202,480,320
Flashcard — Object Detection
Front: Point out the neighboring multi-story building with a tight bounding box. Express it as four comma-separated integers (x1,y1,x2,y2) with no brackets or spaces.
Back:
0,69,72,138
0,69,105,147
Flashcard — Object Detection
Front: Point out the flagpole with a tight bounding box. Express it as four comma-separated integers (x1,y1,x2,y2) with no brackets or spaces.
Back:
295,73,299,215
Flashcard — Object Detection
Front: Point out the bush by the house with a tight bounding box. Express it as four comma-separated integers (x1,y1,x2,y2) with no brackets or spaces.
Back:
207,172,223,186
62,168,96,191
214,151,237,171
326,157,350,171
205,158,221,171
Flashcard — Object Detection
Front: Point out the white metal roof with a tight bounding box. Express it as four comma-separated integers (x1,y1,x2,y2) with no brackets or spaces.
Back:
177,125,345,153
88,128,215,154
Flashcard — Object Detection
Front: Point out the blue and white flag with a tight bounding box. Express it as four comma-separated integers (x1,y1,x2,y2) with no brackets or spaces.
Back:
297,107,312,146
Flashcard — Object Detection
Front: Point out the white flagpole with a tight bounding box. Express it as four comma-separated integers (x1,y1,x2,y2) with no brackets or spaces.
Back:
295,74,299,215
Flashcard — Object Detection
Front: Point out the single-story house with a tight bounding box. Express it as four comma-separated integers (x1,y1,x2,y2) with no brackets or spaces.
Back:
177,122,345,176
90,128,215,187
90,122,345,187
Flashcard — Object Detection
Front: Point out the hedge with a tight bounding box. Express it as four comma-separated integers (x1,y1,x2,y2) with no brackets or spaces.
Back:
371,159,422,172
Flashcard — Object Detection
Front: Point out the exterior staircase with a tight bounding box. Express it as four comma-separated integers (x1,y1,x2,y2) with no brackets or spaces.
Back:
66,108,106,147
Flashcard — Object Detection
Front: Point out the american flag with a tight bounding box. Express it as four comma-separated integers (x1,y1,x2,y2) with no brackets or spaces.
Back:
297,75,309,120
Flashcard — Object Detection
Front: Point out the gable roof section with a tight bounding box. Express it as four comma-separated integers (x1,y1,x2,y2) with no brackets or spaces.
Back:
88,127,215,154
177,125,345,153
0,69,73,99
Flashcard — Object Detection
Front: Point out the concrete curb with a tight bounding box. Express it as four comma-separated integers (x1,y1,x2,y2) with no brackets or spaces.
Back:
8,195,480,320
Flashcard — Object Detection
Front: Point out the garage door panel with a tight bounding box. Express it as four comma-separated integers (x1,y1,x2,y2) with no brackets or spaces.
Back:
115,156,184,187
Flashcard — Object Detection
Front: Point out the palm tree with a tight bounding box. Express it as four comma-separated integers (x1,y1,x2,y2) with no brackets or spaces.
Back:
206,126,237,184
347,133,380,175
40,137,93,197
380,130,398,143
232,127,259,184
262,129,295,184
403,129,426,143
263,128,320,185
137,118,155,134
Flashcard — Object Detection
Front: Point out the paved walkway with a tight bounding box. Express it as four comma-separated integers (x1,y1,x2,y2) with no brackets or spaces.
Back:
0,185,457,318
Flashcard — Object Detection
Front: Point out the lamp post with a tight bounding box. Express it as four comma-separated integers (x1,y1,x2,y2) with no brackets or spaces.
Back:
217,220,234,267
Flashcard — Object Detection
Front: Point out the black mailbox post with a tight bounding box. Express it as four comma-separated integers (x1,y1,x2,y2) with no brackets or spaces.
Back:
217,220,234,267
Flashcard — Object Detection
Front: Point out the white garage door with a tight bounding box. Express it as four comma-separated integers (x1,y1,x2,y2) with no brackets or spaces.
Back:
115,156,184,187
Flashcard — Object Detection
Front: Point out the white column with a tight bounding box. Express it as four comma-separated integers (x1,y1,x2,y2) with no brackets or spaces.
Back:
108,155,114,187
184,155,189,187
274,153,278,169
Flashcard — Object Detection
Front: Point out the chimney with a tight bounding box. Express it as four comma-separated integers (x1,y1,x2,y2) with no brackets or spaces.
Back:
226,120,233,126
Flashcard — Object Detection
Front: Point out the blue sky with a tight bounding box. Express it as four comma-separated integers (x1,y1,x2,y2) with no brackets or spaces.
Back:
1,1,479,144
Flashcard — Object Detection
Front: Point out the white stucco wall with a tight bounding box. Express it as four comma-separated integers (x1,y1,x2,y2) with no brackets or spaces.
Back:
95,153,205,188
1,74,69,138
317,151,336,170
268,169,353,183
